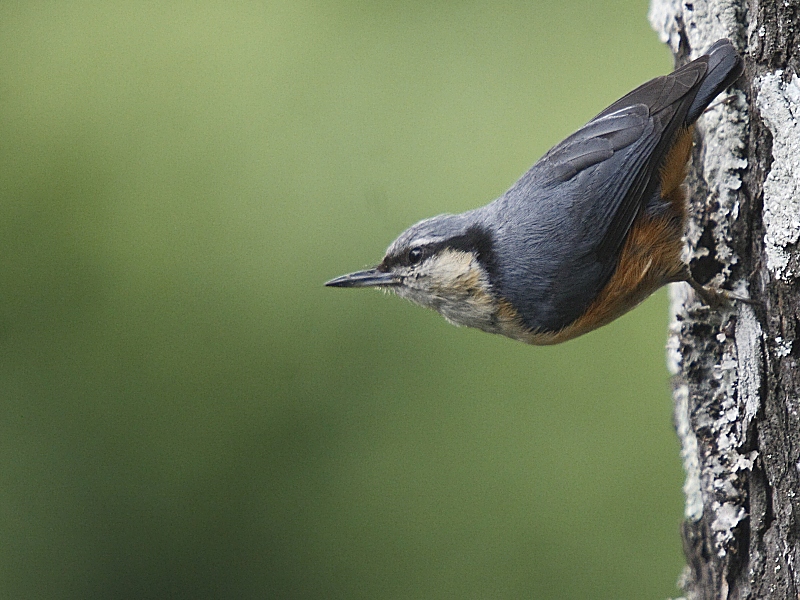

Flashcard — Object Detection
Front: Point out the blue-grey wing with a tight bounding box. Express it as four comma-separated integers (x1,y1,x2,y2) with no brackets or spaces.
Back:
491,60,709,332
529,60,706,262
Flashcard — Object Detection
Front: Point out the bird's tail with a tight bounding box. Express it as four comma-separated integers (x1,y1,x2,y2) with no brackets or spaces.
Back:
685,39,744,124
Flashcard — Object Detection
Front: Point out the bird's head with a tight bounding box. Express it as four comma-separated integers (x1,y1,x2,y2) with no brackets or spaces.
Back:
326,213,508,333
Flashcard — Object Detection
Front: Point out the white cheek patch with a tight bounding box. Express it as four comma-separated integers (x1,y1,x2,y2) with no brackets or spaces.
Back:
393,249,499,331
429,250,475,286
397,250,476,293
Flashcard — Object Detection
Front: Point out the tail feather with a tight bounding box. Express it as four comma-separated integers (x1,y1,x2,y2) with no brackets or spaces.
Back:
686,39,744,124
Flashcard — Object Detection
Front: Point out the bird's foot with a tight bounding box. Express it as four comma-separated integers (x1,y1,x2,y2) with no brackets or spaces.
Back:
685,277,756,308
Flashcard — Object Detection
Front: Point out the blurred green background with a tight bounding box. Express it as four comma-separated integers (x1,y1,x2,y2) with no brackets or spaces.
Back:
0,1,685,598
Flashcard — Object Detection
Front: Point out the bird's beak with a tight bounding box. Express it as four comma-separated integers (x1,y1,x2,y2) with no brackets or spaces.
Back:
325,268,400,288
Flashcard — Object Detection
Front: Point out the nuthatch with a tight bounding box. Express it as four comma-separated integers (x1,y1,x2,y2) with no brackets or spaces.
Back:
327,40,744,345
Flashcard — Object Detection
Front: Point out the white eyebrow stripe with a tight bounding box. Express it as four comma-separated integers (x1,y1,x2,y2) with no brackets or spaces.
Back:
386,237,444,254
409,237,444,247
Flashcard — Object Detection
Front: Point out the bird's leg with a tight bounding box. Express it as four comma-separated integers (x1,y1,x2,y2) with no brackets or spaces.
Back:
673,266,757,308
686,277,749,308
703,93,738,114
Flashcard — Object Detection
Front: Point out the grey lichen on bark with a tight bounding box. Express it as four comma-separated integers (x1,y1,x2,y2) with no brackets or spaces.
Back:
650,0,800,598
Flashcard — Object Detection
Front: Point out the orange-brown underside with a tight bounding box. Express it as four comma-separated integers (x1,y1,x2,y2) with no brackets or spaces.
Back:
507,127,694,345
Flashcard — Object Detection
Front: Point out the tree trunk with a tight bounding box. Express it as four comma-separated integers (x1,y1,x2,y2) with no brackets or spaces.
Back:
648,0,800,598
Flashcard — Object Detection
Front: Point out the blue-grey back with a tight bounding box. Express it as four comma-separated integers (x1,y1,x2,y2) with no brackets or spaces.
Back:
481,39,742,333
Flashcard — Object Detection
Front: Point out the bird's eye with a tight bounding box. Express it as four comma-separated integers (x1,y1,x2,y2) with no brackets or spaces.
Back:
408,247,423,265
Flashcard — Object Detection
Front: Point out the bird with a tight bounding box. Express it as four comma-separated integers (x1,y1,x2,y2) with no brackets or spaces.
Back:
326,39,744,345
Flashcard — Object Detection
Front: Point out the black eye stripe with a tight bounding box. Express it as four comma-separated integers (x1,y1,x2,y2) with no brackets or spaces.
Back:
381,245,429,269
380,225,496,273
408,247,423,265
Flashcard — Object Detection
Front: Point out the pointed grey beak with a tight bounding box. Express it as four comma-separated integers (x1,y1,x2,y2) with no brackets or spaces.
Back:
325,268,400,288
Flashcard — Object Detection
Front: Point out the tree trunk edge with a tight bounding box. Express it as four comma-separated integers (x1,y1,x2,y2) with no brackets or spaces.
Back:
649,1,800,598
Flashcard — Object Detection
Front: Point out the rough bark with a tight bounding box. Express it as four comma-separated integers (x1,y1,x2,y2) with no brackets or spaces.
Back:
648,0,800,598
